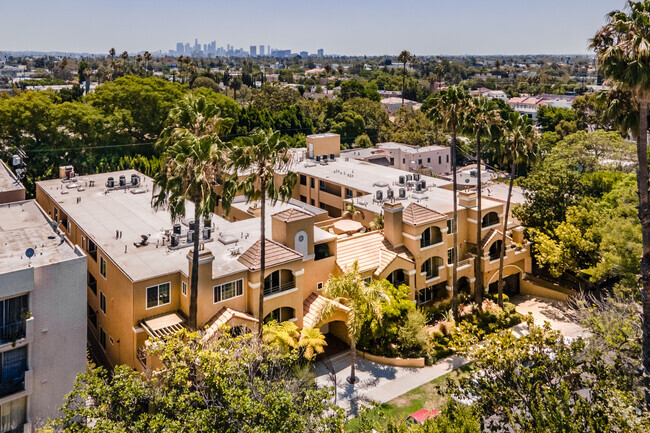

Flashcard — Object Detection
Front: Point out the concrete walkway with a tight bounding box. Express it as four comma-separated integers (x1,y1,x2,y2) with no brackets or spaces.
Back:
511,295,590,338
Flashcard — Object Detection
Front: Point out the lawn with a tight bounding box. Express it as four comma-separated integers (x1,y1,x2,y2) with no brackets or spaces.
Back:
345,363,474,431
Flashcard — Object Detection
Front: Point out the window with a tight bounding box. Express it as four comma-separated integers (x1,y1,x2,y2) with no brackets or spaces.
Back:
310,199,315,206
0,295,28,345
87,238,97,261
482,212,499,228
362,277,372,284
146,283,171,309
345,188,353,198
319,180,326,191
420,227,442,248
317,282,323,290
319,203,326,210
61,214,68,232
447,219,455,234
88,305,97,328
300,174,307,186
99,292,106,314
299,195,307,203
315,243,330,260
447,247,456,265
53,207,58,223
214,279,243,303
100,327,106,349
390,157,394,165
81,236,86,251
99,256,107,278
0,347,27,398
310,178,315,188
438,156,441,164
0,396,26,432
418,159,422,166
427,157,431,163
446,155,449,163
421,256,443,279
182,281,187,296
87,271,97,295
418,282,446,305
402,158,406,164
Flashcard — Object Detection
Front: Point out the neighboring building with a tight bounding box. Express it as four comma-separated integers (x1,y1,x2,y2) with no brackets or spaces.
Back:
439,163,497,186
381,97,422,114
317,49,324,57
249,45,257,57
508,93,576,120
0,159,25,204
470,87,508,103
0,200,86,432
341,142,451,175
35,134,531,373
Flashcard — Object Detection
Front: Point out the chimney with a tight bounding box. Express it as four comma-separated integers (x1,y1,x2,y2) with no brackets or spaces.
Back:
458,189,477,208
382,201,404,247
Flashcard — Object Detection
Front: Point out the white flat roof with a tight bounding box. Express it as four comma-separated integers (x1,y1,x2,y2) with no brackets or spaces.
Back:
0,160,24,194
377,142,448,153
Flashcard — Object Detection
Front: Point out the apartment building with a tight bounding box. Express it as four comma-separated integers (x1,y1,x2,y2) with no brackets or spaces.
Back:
0,200,86,432
35,134,530,372
0,160,25,205
341,142,451,175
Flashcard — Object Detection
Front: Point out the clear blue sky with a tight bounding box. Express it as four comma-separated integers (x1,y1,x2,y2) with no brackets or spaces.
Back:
2,0,619,55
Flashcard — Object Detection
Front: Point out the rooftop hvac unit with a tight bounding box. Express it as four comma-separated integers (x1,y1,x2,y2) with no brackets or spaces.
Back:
413,173,421,181
322,154,328,161
187,230,194,243
415,182,422,192
106,177,115,188
421,180,427,190
398,175,405,185
202,226,211,240
171,233,180,247
119,175,126,187
131,174,139,186
375,190,383,202
173,223,182,235
315,155,321,162
330,153,335,160
398,188,406,199
406,174,413,181
387,188,394,199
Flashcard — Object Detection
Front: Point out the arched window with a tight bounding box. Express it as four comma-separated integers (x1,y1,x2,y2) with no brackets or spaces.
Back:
264,269,295,296
387,269,406,287
421,256,443,279
420,226,442,248
264,307,296,323
482,212,499,228
489,240,503,261
294,230,308,256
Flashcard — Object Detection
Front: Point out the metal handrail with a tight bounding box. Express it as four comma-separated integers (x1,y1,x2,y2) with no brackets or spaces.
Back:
0,320,26,344
264,281,295,296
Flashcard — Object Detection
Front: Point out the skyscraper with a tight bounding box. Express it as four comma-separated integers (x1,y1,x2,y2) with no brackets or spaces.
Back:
250,45,257,57
259,45,265,56
176,42,184,54
317,48,324,57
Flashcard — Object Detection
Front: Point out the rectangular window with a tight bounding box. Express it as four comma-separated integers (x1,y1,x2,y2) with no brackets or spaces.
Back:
418,159,422,166
299,195,307,203
319,203,326,210
390,157,394,165
447,247,456,265
87,271,97,295
0,396,26,432
0,347,27,399
317,282,323,290
100,256,107,278
310,178,315,188
345,188,353,198
182,281,187,296
214,279,243,303
438,156,441,164
53,207,58,222
402,158,405,164
299,174,307,186
447,219,455,234
87,238,97,261
427,157,431,163
88,305,97,328
146,283,171,309
100,327,106,349
319,180,326,191
446,155,449,163
310,199,315,206
0,295,28,345
100,292,106,314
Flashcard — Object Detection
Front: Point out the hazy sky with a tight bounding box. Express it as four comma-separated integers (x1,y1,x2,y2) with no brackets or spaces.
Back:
1,0,619,55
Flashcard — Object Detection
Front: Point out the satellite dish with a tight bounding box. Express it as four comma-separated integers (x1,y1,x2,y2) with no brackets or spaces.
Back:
25,248,35,258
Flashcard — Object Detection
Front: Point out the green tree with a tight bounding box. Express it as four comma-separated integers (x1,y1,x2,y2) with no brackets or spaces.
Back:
318,261,389,384
496,112,538,307
424,86,470,320
152,94,237,330
230,76,242,102
591,0,650,377
229,130,298,331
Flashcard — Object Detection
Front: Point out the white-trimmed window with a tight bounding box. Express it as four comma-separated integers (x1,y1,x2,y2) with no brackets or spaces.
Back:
447,219,455,234
100,291,106,314
317,282,323,290
214,279,243,303
146,283,171,309
100,256,107,278
182,281,187,296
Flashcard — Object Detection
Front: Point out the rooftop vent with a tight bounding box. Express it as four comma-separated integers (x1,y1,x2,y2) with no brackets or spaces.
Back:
173,223,182,235
219,234,238,245
130,188,146,194
66,183,79,189
398,175,405,185
386,188,394,199
373,181,389,187
375,190,383,202
411,193,427,201
413,173,421,181
406,174,413,181
315,155,321,162
398,188,406,199
119,175,126,187
106,177,115,188
330,153,336,160
131,174,140,186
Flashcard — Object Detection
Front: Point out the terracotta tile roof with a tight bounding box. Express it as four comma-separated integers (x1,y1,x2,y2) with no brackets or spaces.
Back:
336,231,413,274
302,293,349,329
272,208,313,223
203,307,258,341
481,228,511,248
238,238,302,270
402,203,447,226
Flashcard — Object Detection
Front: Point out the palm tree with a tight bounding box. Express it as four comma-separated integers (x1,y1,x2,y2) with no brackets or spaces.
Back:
397,50,413,105
120,51,129,74
318,261,388,384
109,47,115,61
495,112,538,307
425,86,469,320
143,51,152,71
298,327,327,360
152,95,237,330
229,129,298,333
591,0,650,378
324,63,332,95
465,97,501,308
109,48,116,78
230,76,242,102
263,320,300,351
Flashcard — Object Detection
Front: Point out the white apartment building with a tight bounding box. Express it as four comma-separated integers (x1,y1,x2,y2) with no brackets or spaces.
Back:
342,142,451,175
0,200,86,432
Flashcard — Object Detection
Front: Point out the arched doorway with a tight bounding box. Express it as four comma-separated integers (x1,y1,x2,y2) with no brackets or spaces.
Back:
318,320,349,359
458,277,471,294
387,269,407,287
264,306,295,323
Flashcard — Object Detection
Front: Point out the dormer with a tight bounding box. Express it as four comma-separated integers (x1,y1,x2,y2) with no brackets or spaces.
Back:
271,208,315,258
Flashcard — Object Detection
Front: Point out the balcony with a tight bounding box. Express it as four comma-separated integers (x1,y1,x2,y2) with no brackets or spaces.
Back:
0,321,26,346
264,281,295,297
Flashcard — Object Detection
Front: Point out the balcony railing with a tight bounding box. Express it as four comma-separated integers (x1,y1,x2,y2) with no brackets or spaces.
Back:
0,370,26,398
458,258,472,268
0,320,26,345
264,281,295,297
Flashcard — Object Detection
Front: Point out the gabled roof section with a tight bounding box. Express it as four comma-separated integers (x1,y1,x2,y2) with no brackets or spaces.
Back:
402,203,447,226
237,238,302,270
481,228,512,248
272,208,313,223
302,293,349,329
203,307,258,342
336,231,413,274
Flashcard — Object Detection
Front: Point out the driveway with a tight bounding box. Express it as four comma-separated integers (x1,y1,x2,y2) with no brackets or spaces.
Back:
511,295,590,338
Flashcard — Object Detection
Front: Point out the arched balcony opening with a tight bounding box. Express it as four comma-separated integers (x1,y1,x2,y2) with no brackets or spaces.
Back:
264,307,296,323
264,269,295,296
421,256,444,280
489,240,503,261
482,212,499,228
387,269,407,287
420,226,443,248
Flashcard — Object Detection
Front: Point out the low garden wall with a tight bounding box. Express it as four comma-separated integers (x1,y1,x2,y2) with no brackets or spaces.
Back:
521,276,576,301
356,349,425,368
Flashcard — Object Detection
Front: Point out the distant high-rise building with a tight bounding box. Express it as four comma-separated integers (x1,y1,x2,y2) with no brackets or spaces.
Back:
250,45,257,57
259,45,265,56
267,45,270,56
184,43,190,54
176,42,184,54
300,51,308,58
317,48,324,57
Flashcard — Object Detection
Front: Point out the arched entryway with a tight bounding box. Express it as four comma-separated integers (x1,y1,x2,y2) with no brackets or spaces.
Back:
318,320,349,359
458,276,471,294
387,269,408,287
264,306,295,323
489,240,502,261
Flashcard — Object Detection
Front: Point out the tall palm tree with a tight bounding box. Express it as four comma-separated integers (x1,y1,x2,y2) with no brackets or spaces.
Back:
230,76,242,102
109,47,115,61
143,51,152,71
591,0,650,379
109,48,116,79
324,63,332,95
152,95,237,330
496,112,538,307
398,50,413,105
465,97,501,308
319,262,388,384
121,51,129,74
425,86,469,321
135,54,143,75
229,129,298,333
